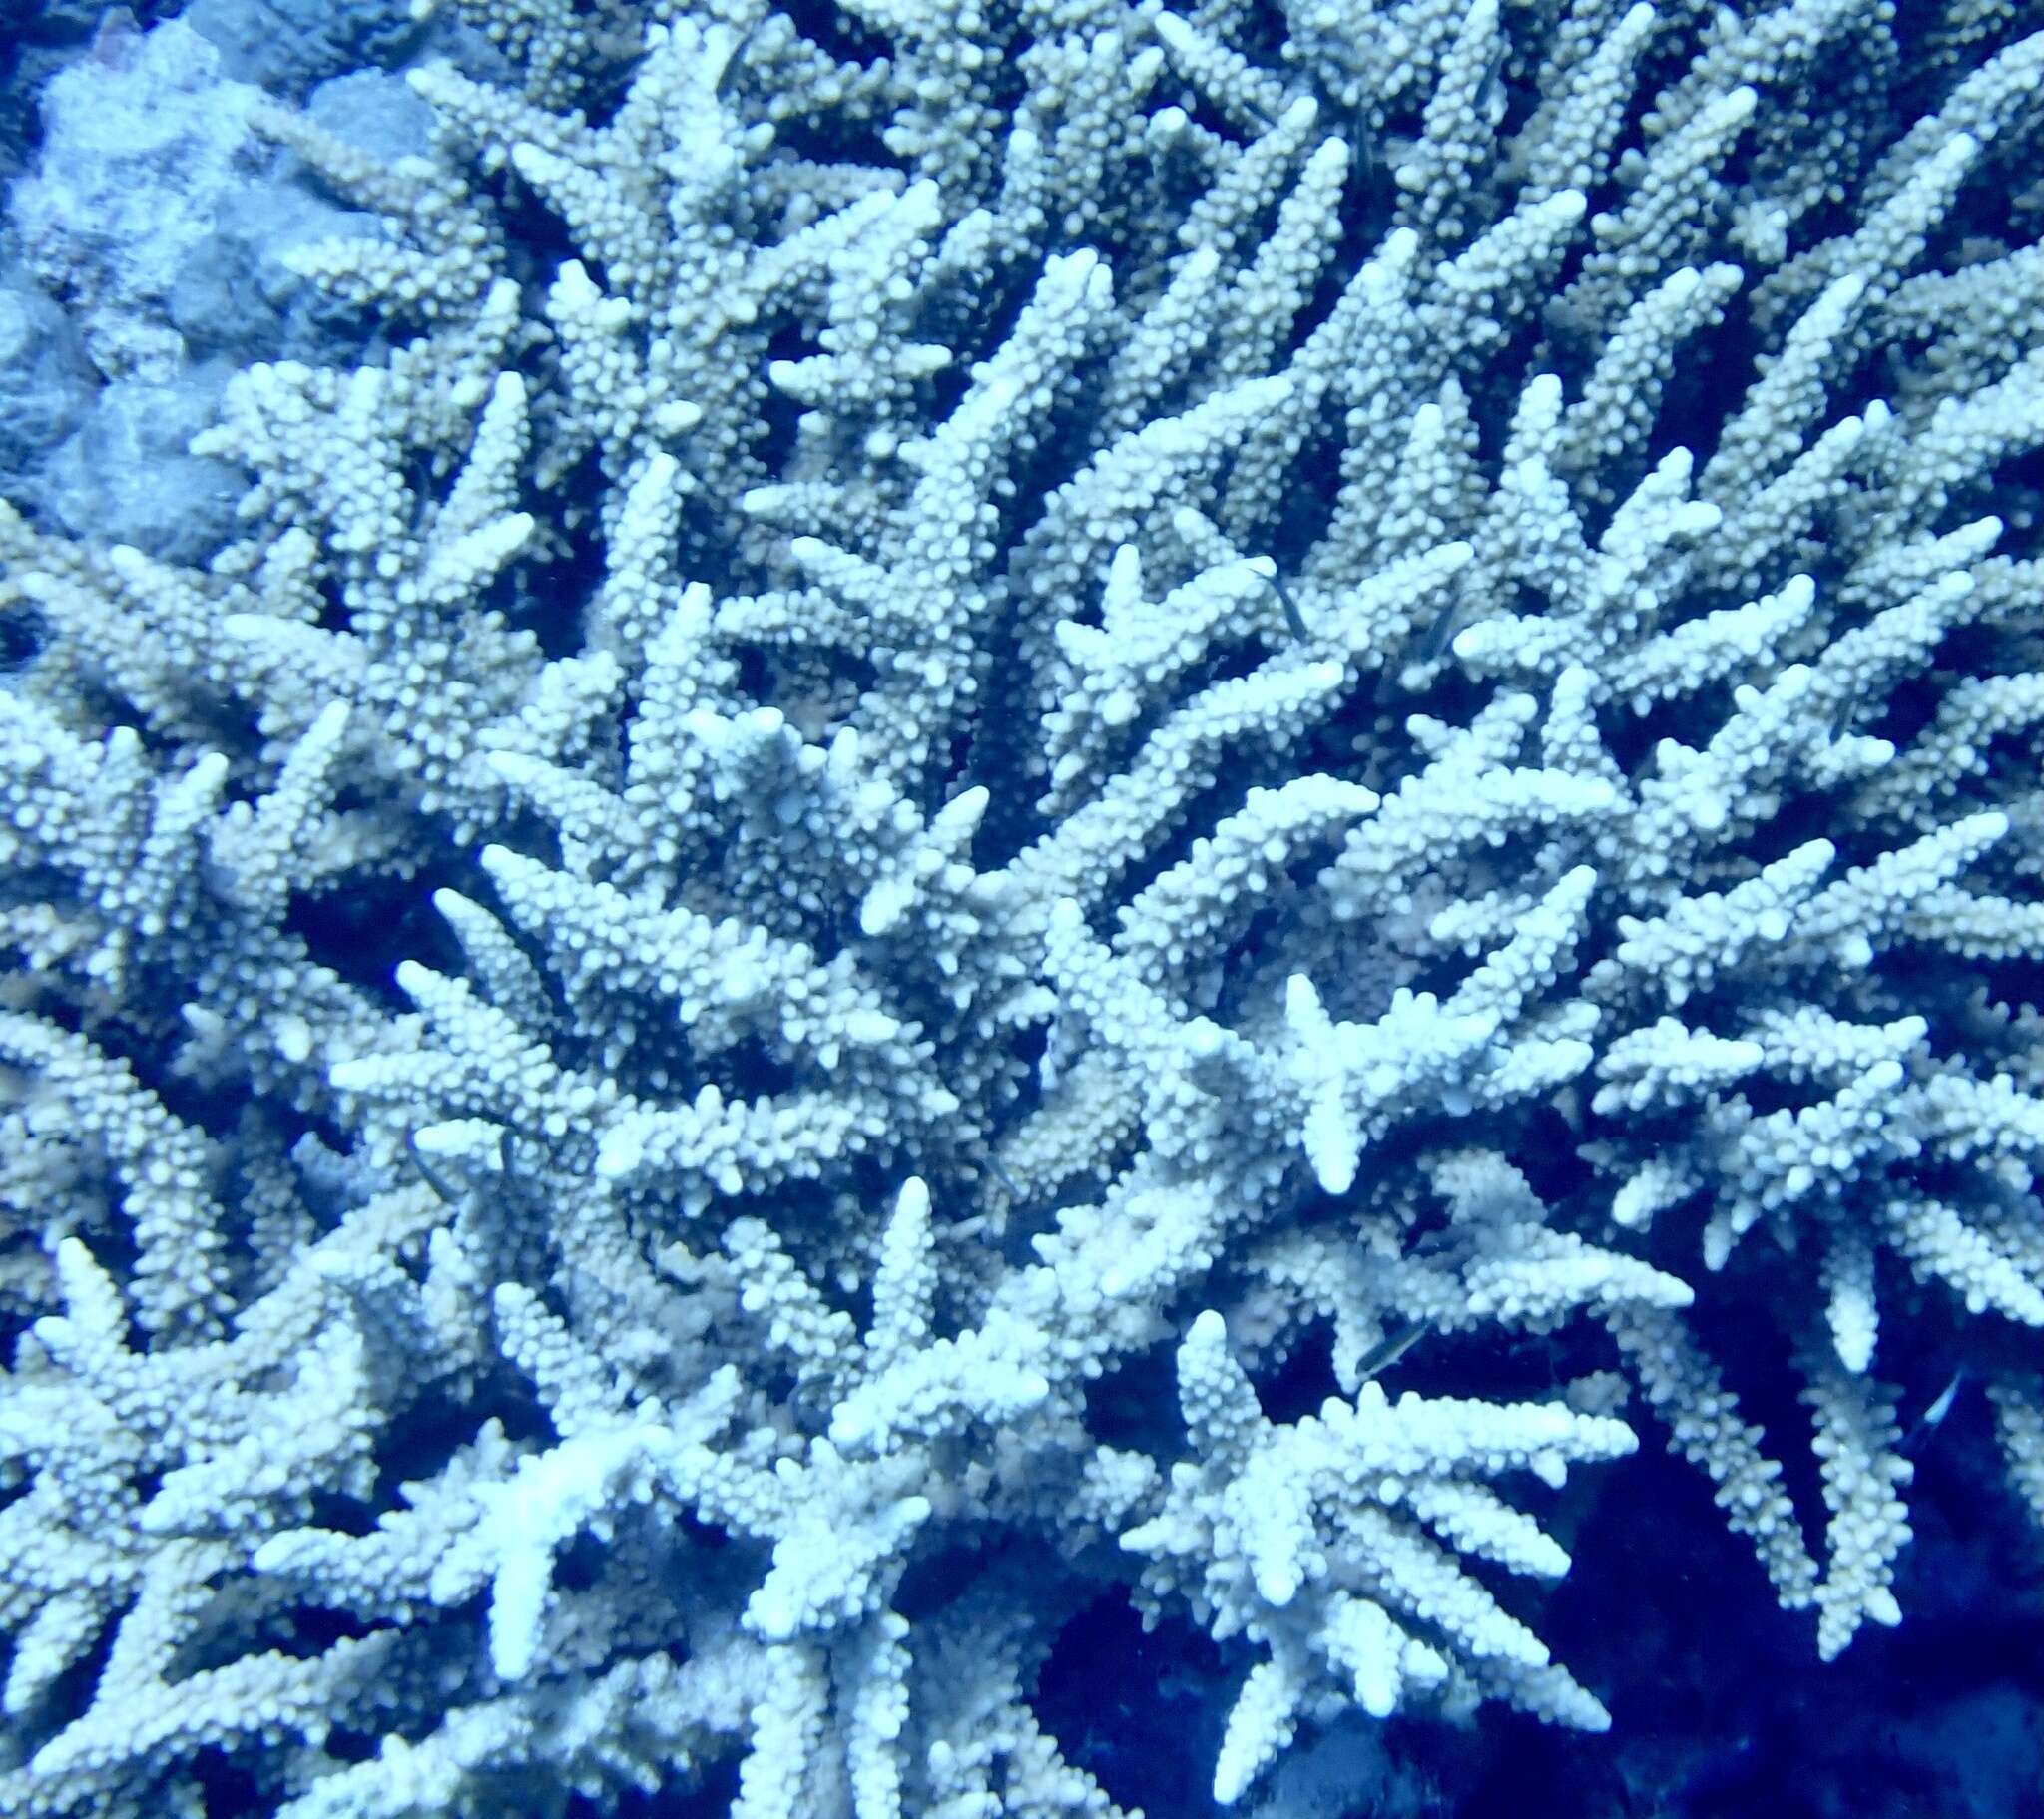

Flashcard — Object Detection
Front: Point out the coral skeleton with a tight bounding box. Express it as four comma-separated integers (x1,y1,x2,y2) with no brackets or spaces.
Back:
1,0,2042,1812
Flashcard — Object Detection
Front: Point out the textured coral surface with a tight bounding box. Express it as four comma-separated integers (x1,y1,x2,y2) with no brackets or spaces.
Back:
1,0,2042,1814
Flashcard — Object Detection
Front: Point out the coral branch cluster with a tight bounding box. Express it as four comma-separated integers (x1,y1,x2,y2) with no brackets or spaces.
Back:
1,0,2042,1813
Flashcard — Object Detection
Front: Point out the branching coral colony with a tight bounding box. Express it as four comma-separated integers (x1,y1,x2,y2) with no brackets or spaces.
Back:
1,0,2043,1811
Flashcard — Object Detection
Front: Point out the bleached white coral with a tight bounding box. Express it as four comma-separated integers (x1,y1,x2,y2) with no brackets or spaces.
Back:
1120,1310,1634,1801
3,0,2044,1813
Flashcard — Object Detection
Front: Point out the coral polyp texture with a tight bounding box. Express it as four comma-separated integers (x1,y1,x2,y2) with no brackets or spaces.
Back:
2,0,2043,1812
